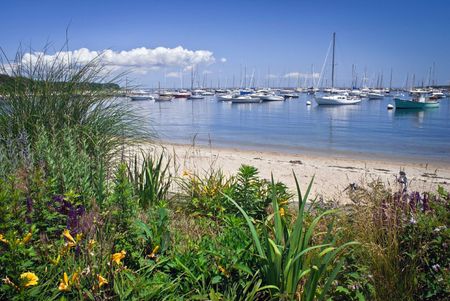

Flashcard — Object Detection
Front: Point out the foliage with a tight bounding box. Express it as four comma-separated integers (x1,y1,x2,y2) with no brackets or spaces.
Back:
128,152,172,209
180,164,292,221
345,181,450,301
179,167,233,218
227,174,357,300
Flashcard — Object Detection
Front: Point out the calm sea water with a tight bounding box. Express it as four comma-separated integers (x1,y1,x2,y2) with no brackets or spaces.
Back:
127,94,450,163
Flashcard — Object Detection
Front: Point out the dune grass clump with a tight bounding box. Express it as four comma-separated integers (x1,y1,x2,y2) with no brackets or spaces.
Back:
0,43,145,187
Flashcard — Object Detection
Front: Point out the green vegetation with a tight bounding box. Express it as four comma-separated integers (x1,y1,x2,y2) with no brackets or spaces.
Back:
0,45,448,300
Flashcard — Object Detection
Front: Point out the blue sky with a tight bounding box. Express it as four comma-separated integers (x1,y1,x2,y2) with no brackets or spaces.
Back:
1,0,449,88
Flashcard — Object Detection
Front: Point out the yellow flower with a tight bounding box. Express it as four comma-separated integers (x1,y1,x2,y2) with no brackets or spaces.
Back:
182,170,190,176
218,265,230,277
75,233,83,242
0,234,8,244
58,272,70,292
20,272,39,287
111,250,126,265
63,229,76,247
148,245,160,259
50,254,61,265
279,199,289,206
279,208,285,217
21,232,32,244
88,239,96,251
97,274,108,288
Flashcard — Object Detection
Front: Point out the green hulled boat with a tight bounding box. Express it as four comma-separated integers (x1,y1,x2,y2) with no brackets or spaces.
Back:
394,97,439,109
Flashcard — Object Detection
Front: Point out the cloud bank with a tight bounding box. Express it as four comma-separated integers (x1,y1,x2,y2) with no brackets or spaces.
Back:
20,46,216,74
284,72,320,79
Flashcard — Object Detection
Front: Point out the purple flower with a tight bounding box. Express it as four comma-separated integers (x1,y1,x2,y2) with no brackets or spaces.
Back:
25,197,33,224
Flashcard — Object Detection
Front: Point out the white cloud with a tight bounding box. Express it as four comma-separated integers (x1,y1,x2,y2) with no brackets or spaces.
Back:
220,57,227,63
20,46,216,73
202,70,212,75
267,74,278,79
166,71,182,78
284,72,319,79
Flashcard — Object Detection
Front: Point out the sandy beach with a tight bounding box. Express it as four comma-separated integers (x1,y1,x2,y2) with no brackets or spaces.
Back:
144,141,450,203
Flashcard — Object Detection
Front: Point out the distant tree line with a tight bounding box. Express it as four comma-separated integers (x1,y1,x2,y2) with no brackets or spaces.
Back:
0,74,119,93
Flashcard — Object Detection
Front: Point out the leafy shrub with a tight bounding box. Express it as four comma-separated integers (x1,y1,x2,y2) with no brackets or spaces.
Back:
180,165,292,221
179,167,233,218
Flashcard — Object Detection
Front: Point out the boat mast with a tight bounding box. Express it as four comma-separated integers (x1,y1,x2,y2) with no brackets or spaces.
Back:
389,68,393,90
331,32,336,89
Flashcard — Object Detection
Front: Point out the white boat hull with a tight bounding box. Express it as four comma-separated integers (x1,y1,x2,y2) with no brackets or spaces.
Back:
217,95,233,101
231,97,261,104
155,95,173,102
260,95,284,101
315,95,361,105
130,95,154,101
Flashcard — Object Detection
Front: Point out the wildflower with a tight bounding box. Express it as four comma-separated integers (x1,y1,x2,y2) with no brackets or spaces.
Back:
111,250,126,265
21,232,32,244
431,264,441,272
0,234,8,244
148,245,160,259
63,229,76,247
50,254,61,265
2,276,18,290
75,233,83,242
182,170,190,176
218,265,230,277
279,207,285,217
58,272,70,291
71,272,79,283
97,274,108,288
88,239,96,250
279,199,289,206
20,272,39,287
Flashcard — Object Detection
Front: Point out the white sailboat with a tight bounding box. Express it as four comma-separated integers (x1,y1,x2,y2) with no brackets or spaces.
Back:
315,33,362,105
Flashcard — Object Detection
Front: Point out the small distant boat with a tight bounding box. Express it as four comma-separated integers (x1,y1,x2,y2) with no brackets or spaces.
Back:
231,96,261,104
155,95,173,102
217,94,233,101
281,93,299,98
260,95,284,102
128,90,154,101
173,91,191,99
188,94,204,100
129,94,154,101
367,92,384,99
394,96,439,109
201,91,215,96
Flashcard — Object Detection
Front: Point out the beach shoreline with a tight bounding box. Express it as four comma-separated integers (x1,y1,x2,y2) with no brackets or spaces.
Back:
145,140,450,203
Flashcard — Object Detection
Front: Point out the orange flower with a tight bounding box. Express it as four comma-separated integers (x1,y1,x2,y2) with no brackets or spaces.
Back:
97,274,108,288
20,272,39,287
111,250,126,265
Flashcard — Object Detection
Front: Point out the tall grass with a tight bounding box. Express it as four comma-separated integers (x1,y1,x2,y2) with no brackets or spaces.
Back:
0,42,147,176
